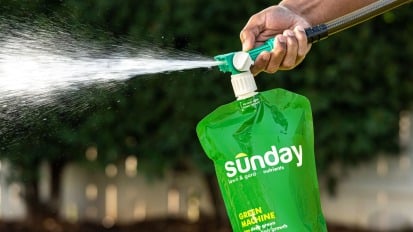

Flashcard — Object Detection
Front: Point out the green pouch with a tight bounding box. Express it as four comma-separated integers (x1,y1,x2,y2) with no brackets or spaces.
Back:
196,88,327,232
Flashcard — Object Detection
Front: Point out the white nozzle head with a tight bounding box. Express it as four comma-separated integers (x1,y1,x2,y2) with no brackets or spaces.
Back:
231,71,257,100
233,52,253,72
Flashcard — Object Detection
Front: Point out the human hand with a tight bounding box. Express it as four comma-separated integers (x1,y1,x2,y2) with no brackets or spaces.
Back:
240,5,312,75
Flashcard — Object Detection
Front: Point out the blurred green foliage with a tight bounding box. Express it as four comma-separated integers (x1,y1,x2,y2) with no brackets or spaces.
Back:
0,0,413,184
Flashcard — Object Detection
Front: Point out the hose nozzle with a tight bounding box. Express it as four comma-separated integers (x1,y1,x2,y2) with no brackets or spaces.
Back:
214,39,275,74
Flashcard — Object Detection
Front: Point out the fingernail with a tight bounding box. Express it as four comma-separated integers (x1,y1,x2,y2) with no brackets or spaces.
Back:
277,35,286,44
285,30,294,37
261,52,270,62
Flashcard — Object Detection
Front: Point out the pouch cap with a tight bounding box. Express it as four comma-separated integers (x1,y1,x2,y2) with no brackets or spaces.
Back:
231,71,257,99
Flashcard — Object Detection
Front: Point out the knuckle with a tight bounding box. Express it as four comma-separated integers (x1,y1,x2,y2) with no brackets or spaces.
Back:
274,43,287,54
286,36,297,47
266,63,280,73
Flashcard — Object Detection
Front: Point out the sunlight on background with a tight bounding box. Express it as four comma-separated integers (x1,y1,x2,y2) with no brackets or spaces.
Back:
125,156,138,177
105,164,118,178
85,146,98,161
85,184,98,201
167,188,180,215
66,202,78,223
103,184,118,228
0,160,26,220
133,200,147,221
376,156,388,177
187,197,200,222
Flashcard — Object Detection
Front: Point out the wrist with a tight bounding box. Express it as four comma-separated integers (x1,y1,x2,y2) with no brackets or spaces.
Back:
279,0,324,25
278,1,302,16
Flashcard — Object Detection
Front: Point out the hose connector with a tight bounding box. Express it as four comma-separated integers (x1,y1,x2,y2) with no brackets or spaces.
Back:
222,51,257,100
214,39,275,75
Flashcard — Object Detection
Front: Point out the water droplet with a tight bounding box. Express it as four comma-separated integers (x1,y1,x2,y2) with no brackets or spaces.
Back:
0,17,219,125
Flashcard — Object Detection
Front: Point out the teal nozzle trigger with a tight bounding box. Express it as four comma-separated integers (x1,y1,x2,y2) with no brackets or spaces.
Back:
214,38,275,75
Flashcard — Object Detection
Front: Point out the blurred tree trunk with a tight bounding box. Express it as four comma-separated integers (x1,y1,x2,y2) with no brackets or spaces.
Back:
205,173,230,231
24,177,46,224
50,159,65,213
23,159,66,225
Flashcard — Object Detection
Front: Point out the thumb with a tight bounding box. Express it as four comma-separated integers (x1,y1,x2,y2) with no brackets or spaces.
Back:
240,29,256,52
240,13,264,52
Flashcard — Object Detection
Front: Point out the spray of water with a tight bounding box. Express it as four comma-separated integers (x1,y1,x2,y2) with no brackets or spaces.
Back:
0,17,221,144
0,18,220,106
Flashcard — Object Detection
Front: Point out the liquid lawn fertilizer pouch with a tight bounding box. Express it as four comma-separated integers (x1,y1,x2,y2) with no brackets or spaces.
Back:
197,88,327,232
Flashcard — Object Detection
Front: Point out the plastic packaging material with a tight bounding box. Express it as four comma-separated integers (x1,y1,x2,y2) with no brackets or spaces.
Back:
204,10,330,230
196,88,327,232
